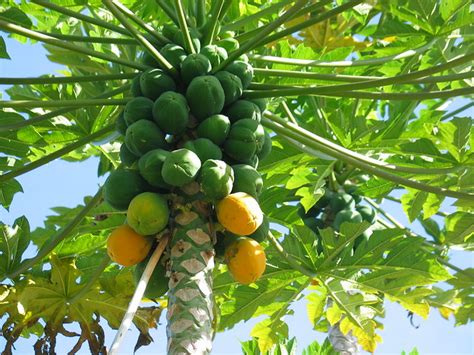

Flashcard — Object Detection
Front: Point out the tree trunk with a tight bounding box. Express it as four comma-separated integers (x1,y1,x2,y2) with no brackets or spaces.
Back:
166,192,215,355
327,299,359,354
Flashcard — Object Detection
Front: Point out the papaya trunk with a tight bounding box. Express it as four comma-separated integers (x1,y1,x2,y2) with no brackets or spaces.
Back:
327,299,359,354
167,193,215,354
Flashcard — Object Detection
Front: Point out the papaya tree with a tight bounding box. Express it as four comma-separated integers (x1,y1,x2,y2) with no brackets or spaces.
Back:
0,0,473,354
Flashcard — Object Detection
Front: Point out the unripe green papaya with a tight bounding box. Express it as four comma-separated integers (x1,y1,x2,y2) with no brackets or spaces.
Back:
186,75,225,120
153,91,189,134
130,75,143,97
184,138,222,162
173,29,201,53
225,61,253,89
120,143,139,167
356,205,376,224
217,37,239,52
133,256,168,299
125,120,167,156
123,97,154,126
219,31,235,39
330,192,356,213
200,45,228,68
198,159,234,200
215,71,243,106
333,209,363,230
303,216,325,231
160,44,187,69
248,215,269,242
139,69,176,100
257,130,272,161
104,169,149,210
115,111,127,135
196,114,231,146
251,98,267,112
141,51,160,68
162,148,201,186
162,24,179,42
180,53,212,85
224,100,261,123
239,54,249,63
138,149,171,189
223,119,264,163
232,164,263,198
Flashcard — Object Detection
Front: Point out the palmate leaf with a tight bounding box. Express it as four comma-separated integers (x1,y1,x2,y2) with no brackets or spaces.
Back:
0,216,30,277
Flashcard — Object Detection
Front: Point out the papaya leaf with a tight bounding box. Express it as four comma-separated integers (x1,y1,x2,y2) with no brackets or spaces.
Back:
0,36,10,59
0,178,23,210
0,216,30,278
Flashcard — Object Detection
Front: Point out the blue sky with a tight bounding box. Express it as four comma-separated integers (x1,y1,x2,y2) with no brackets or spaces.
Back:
0,37,473,354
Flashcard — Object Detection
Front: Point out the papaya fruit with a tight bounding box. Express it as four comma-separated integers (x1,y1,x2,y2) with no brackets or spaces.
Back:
248,215,269,242
141,51,160,68
219,31,234,39
140,68,176,100
119,143,139,167
224,100,261,123
127,192,169,236
186,75,225,120
130,74,143,97
216,192,263,235
115,111,127,135
138,149,170,189
223,119,265,163
257,130,272,161
196,114,231,146
232,164,263,198
104,169,149,211
238,54,249,63
123,97,154,126
356,205,376,224
133,255,168,299
225,61,253,89
200,44,228,69
107,225,152,267
215,71,243,106
125,120,167,156
303,217,325,231
224,237,266,284
180,53,211,85
152,91,189,134
217,37,239,52
330,192,356,213
173,28,202,53
184,138,222,162
160,43,187,69
198,159,234,200
333,209,363,230
162,148,201,186
162,24,180,42
250,98,267,112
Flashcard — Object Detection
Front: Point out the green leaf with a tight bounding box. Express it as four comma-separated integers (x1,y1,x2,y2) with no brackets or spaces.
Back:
0,7,32,27
250,317,289,354
401,189,428,222
0,216,30,278
0,36,9,59
445,212,474,245
0,178,23,210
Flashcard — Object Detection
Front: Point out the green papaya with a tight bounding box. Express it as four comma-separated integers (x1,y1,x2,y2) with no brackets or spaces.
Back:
141,51,160,68
173,29,201,53
119,143,139,167
200,44,228,69
133,256,168,299
184,138,222,162
162,148,201,186
115,111,127,135
196,114,231,146
232,164,263,198
239,54,249,63
160,44,187,69
333,209,363,230
217,37,239,52
123,97,154,126
215,71,243,106
162,24,180,42
356,205,376,224
219,31,235,39
140,68,176,100
152,91,189,134
103,169,149,210
130,74,143,97
248,215,269,242
225,60,253,89
330,192,356,213
180,53,212,85
138,149,171,189
223,119,264,163
186,75,225,120
224,100,261,123
303,216,325,232
198,159,234,200
251,98,267,112
125,120,167,156
352,194,363,204
257,130,272,161
314,189,334,210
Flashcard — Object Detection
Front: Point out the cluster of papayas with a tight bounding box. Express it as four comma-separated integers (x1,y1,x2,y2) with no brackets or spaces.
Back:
300,186,378,251
106,23,272,287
